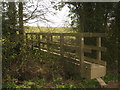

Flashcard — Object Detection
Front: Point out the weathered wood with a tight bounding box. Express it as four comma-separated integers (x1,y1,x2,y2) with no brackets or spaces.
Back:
37,35,40,50
60,34,64,56
96,78,107,87
84,56,106,66
47,34,50,51
51,49,60,54
84,45,106,51
26,32,107,79
63,44,77,51
81,33,106,37
64,52,77,59
76,35,80,58
80,36,84,77
97,37,102,60
26,33,106,37
76,34,84,77
42,35,47,48
30,34,33,49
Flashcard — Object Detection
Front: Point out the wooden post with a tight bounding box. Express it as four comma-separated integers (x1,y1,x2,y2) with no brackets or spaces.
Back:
42,35,45,48
50,35,53,42
80,36,84,77
60,34,64,56
97,37,101,60
47,34,50,51
26,33,28,45
30,34,33,49
37,34,40,50
76,34,84,77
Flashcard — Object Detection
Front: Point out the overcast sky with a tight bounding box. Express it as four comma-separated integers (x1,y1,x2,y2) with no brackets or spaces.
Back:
25,0,71,27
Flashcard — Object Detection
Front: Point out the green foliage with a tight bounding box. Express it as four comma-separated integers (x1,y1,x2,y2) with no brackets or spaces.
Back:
2,2,18,36
53,77,63,83
102,72,118,83
56,84,77,88
80,79,100,88
3,83,18,89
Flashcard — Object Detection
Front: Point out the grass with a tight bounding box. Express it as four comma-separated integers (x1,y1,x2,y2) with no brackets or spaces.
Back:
24,26,76,33
3,72,118,89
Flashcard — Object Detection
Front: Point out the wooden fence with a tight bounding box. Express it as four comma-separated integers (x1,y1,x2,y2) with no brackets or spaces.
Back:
26,33,106,77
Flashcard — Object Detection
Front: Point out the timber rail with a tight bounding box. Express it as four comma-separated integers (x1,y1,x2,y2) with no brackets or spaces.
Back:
25,33,107,81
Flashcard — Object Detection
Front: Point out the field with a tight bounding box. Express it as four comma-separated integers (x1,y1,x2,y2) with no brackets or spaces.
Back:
24,26,77,33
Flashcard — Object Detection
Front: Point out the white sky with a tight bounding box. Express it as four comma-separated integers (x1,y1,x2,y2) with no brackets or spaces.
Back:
25,0,71,27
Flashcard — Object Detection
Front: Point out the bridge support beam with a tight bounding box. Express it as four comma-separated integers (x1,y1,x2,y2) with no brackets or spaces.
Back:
96,77,107,87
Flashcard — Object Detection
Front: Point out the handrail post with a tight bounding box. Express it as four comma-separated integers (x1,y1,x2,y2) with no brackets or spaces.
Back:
77,33,84,78
42,35,45,48
30,34,33,49
60,34,64,56
37,34,40,50
97,37,101,60
47,34,50,51
26,33,28,45
80,35,84,78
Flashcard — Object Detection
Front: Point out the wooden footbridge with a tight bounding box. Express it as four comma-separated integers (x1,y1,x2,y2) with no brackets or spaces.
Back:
26,33,107,86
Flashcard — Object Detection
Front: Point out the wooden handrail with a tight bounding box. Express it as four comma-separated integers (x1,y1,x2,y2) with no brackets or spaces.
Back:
26,33,106,37
84,56,106,66
26,33,106,67
84,45,106,52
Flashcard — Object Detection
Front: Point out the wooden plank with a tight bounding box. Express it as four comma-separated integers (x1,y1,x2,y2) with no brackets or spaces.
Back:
51,49,60,54
60,34,64,56
37,35,40,50
47,34,50,51
62,33,77,36
63,44,92,53
76,35,80,56
46,33,77,36
76,34,84,77
64,52,77,59
96,78,107,87
40,41,92,53
26,33,106,37
97,37,101,60
80,36,84,77
84,45,106,52
30,34,33,49
81,33,106,37
83,48,92,53
26,33,77,36
84,56,106,66
63,44,78,51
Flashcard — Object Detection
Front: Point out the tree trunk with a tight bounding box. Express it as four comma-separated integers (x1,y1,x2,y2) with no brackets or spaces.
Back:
19,2,24,36
18,2,24,44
